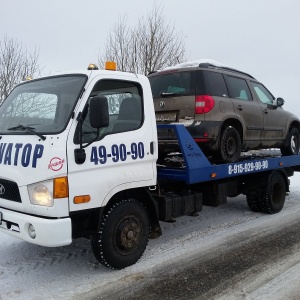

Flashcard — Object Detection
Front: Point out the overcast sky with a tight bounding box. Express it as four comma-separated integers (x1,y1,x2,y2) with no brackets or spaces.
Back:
1,0,300,115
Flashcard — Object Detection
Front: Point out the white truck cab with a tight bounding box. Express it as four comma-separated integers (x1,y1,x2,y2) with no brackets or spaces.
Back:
0,64,158,263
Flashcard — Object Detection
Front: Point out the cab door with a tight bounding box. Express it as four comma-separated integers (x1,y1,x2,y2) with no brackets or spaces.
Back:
67,75,157,212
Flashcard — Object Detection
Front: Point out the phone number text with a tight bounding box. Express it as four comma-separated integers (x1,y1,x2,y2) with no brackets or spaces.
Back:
90,142,145,165
228,160,269,175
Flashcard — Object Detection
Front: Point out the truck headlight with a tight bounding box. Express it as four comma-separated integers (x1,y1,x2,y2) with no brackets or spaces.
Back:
28,181,53,207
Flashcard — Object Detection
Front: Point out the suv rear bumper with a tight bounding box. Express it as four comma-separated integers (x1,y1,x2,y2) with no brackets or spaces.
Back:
0,207,72,247
157,121,222,148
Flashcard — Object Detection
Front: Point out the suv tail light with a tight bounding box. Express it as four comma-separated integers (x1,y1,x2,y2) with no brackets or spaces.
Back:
195,95,215,114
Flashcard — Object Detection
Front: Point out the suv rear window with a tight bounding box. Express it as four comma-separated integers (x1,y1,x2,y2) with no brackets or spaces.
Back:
148,71,196,99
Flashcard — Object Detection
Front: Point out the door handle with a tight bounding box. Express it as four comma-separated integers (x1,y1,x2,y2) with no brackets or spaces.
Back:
150,141,154,154
264,109,268,114
237,105,243,111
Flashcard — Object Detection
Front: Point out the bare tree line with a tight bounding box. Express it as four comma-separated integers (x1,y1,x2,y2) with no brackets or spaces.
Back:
98,5,187,74
0,36,40,104
0,5,187,105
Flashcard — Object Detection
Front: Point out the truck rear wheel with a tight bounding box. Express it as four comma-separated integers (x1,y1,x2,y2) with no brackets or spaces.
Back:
260,172,286,214
91,199,150,269
246,195,262,212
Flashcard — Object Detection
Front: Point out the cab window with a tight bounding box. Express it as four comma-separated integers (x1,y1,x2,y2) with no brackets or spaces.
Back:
75,79,143,144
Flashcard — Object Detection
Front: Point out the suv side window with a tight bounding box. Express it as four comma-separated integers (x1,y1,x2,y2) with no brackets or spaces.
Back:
225,75,253,101
250,81,274,105
196,70,228,97
207,71,228,97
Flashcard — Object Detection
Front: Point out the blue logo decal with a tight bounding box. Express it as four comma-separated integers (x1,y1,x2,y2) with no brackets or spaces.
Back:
0,143,44,168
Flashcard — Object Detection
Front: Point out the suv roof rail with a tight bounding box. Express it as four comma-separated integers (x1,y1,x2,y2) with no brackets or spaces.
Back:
199,62,255,79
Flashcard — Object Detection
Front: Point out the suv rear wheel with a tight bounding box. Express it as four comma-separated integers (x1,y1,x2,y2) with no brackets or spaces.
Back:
281,127,300,156
219,126,242,162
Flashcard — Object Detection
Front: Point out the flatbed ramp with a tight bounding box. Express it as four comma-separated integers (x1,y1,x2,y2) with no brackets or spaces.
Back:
157,124,300,184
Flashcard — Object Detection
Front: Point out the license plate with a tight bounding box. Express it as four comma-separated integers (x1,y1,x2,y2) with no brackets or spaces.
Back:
0,211,2,225
156,112,176,122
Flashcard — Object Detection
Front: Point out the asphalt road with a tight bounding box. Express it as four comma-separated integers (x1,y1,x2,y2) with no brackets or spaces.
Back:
87,203,300,300
128,215,300,299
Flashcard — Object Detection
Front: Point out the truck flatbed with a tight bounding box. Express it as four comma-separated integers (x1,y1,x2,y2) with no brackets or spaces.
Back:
157,124,300,184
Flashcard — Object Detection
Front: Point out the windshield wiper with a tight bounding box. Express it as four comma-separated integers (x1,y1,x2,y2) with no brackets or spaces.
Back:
7,124,46,141
160,92,182,97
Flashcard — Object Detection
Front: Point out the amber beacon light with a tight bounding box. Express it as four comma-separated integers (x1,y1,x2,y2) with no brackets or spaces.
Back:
105,61,116,71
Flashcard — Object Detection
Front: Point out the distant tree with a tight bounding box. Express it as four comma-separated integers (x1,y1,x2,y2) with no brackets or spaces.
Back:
98,5,187,75
0,36,40,104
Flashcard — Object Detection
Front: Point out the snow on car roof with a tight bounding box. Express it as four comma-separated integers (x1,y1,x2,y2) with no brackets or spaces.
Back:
155,59,255,79
162,59,227,71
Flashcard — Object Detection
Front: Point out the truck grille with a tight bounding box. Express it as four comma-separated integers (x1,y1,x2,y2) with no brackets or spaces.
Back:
0,179,22,203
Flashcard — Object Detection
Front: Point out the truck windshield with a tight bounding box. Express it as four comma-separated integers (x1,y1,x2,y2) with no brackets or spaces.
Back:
0,75,87,135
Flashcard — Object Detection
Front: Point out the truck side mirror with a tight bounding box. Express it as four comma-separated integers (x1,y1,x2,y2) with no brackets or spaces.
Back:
75,96,109,165
275,97,285,107
89,96,109,128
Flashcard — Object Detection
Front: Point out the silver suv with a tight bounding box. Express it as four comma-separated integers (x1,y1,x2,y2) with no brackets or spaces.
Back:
148,60,300,162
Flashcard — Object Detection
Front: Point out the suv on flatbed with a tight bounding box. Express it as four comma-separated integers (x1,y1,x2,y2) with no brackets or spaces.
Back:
148,60,300,162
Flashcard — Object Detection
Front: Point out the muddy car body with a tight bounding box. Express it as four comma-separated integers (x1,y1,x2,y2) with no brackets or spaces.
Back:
148,60,300,162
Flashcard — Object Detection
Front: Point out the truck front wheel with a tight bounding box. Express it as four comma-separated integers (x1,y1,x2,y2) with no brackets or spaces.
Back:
91,199,150,269
260,172,286,214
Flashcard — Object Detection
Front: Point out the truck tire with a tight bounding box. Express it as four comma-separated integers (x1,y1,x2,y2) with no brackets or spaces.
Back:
260,172,286,214
91,199,150,269
219,126,242,163
246,195,262,212
281,127,300,156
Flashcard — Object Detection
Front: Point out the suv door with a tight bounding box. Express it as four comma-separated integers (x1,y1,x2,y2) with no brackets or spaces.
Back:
224,75,264,147
249,81,286,146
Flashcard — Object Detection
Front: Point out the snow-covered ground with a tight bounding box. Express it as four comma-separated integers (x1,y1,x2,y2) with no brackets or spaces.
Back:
1,173,300,300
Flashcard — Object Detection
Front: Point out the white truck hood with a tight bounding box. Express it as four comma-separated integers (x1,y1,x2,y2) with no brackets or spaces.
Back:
0,135,67,186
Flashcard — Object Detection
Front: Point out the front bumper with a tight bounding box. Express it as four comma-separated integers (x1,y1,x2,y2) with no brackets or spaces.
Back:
0,207,72,247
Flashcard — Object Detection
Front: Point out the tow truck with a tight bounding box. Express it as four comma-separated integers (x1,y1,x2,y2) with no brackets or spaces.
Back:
0,62,299,269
